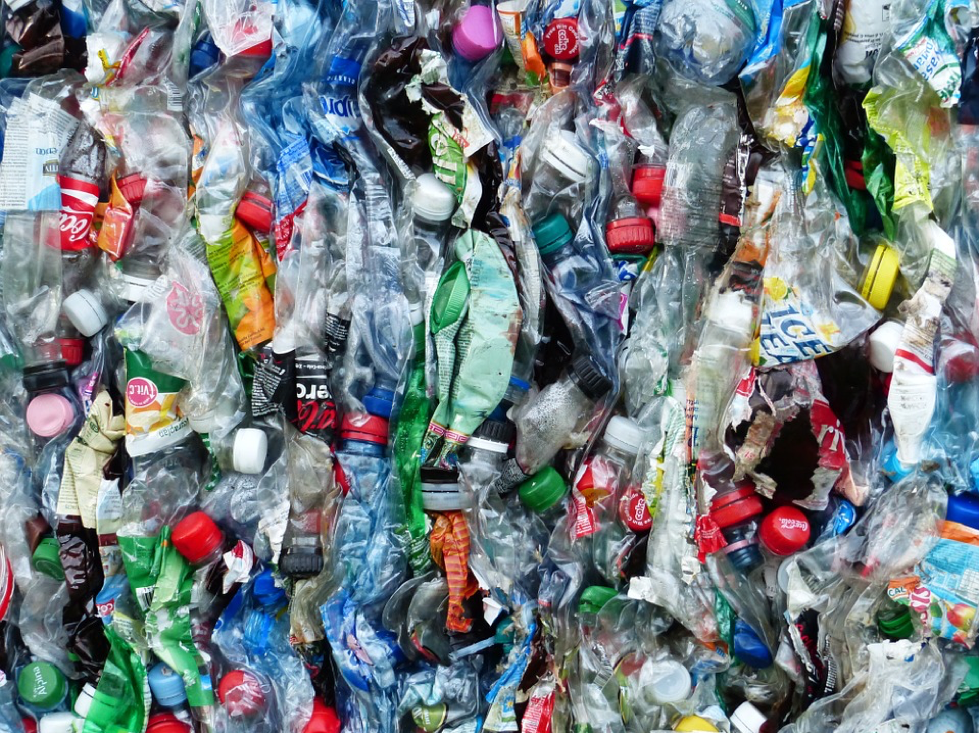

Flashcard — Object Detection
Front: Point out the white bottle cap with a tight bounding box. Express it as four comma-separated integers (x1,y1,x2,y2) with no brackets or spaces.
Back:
412,174,457,224
39,712,80,733
63,290,108,337
232,428,268,474
709,291,754,335
73,682,97,718
868,320,904,373
730,702,767,733
272,322,297,354
603,416,644,455
541,130,592,184
644,660,692,704
118,272,157,303
420,481,467,511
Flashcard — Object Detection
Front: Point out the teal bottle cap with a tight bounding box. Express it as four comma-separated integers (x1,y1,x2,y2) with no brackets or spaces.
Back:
532,213,574,256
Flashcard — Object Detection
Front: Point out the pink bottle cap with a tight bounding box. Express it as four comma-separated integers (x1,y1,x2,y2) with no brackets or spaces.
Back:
452,5,502,62
26,394,75,438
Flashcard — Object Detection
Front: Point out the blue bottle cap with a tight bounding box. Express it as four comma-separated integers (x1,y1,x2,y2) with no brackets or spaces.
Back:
733,620,773,669
363,387,395,419
243,610,275,656
190,36,220,77
830,498,857,536
253,569,286,609
884,448,913,481
148,663,188,708
947,494,979,531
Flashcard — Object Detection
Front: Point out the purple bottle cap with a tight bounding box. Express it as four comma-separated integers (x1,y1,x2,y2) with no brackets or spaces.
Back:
452,5,502,62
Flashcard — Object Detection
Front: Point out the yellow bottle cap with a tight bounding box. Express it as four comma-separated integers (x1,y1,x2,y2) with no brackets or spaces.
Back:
749,337,761,366
675,715,719,732
860,244,900,311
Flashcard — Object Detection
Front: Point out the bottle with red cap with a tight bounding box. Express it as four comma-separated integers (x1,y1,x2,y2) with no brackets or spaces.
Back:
542,15,580,94
570,417,650,586
171,511,226,567
708,480,766,573
605,133,655,258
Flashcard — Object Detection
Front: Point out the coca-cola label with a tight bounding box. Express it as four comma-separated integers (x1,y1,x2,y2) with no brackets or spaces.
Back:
58,175,100,251
166,282,205,335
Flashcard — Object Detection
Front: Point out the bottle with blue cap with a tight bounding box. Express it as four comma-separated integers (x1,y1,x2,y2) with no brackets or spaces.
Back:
147,663,192,723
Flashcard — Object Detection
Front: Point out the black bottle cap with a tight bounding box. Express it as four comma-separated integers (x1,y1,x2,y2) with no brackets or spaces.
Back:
279,547,324,579
419,466,460,484
23,361,70,394
472,419,515,445
568,354,612,401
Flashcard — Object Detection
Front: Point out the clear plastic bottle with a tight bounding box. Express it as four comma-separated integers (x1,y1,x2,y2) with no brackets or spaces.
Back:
209,427,270,475
531,213,603,293
512,353,613,476
524,129,593,223
708,481,765,573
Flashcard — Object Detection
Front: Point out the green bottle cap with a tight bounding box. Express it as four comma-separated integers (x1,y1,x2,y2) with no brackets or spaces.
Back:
518,467,568,513
17,661,68,710
579,585,617,615
430,261,471,335
532,213,574,256
32,537,65,581
0,45,20,79
958,656,979,707
877,605,914,640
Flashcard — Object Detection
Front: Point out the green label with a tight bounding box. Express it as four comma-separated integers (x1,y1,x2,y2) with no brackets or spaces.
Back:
412,703,448,732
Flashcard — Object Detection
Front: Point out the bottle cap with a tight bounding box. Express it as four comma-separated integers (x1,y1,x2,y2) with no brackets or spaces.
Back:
540,130,591,185
236,191,274,233
232,428,268,474
568,354,612,401
860,244,900,311
451,4,502,62
303,699,341,733
63,289,108,337
58,338,85,368
632,165,665,207
148,663,188,708
877,604,914,639
430,261,470,334
603,416,644,455
759,506,811,556
730,701,767,733
18,661,68,710
147,713,191,733
23,361,70,394
412,174,456,223
710,486,764,530
532,212,574,256
38,713,78,733
73,682,96,718
22,718,38,733
217,670,266,716
578,585,617,615
884,448,913,481
339,414,390,445
26,394,75,438
171,511,224,565
253,568,287,607
606,216,655,254
674,716,719,732
117,173,146,206
190,35,220,75
868,320,903,373
363,386,396,419
280,545,324,578
32,537,65,581
733,619,774,668
518,466,568,513
543,17,580,60
644,660,691,704
947,493,979,531
118,269,158,303
420,467,466,512
469,419,513,452
619,488,652,531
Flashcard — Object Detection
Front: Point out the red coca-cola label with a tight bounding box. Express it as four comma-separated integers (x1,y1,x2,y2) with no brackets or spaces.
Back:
522,688,555,733
58,175,101,251
619,488,652,531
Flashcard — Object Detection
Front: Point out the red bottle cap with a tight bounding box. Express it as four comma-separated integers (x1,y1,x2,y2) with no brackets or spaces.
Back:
543,18,580,61
117,173,147,205
22,719,37,733
218,670,266,716
759,506,811,556
146,713,191,733
339,414,389,445
844,159,865,191
58,338,85,367
606,216,655,254
171,511,224,564
239,36,273,59
236,191,274,233
619,488,652,531
710,486,764,530
632,166,665,207
304,699,342,733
